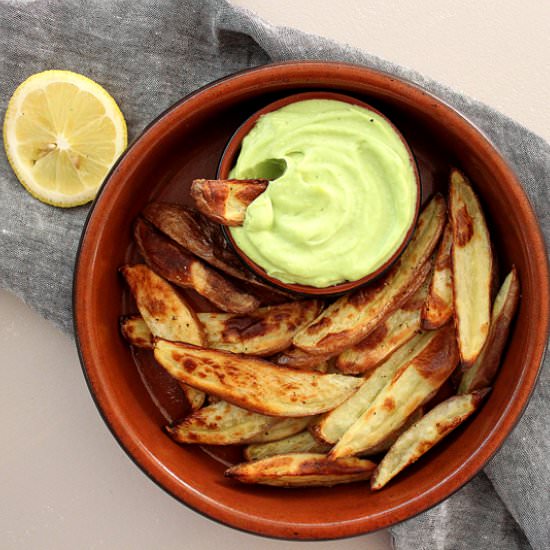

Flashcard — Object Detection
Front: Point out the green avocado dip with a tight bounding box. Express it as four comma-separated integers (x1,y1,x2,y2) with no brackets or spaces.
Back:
229,99,418,287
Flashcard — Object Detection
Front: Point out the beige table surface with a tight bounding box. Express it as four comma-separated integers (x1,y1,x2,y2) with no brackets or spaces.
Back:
1,1,548,548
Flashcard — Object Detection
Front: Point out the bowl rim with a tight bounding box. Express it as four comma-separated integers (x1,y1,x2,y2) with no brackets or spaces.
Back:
217,90,422,295
73,60,550,540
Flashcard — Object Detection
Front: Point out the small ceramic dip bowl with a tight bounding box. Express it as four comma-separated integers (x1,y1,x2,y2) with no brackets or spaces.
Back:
218,91,421,296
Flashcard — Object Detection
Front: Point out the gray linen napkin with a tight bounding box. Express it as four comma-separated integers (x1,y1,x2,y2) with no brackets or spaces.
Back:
1,1,548,548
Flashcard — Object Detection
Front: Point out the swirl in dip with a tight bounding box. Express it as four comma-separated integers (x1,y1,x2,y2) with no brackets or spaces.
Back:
229,99,418,287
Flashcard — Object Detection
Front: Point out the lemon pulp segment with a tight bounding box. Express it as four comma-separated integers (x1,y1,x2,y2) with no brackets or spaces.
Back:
3,70,127,207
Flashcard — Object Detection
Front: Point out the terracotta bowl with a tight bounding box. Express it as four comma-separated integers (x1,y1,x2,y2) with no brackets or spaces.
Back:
74,62,549,540
218,91,421,295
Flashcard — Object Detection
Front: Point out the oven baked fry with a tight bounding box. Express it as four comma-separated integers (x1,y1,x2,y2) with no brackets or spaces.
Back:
141,202,291,299
360,407,423,456
292,195,446,355
120,315,154,349
371,390,489,489
167,400,278,445
191,178,268,226
247,417,314,444
449,169,493,366
329,324,459,459
311,332,431,445
422,222,453,329
244,429,331,461
197,300,322,355
153,339,363,417
134,217,259,313
121,300,321,356
120,264,206,410
458,268,519,394
336,278,429,374
225,453,376,487
272,346,334,370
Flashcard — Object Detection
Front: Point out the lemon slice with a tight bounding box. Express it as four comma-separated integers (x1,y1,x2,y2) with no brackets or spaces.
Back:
3,70,127,207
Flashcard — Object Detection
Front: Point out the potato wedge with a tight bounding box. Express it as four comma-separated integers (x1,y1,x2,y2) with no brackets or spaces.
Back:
422,222,453,329
121,301,322,357
371,390,489,489
167,400,277,445
360,407,423,456
244,430,331,461
336,279,429,374
120,264,206,410
197,300,322,356
225,453,376,487
141,203,290,299
141,202,249,279
459,268,519,394
120,315,154,349
311,332,432,445
329,324,459,459
272,346,333,370
449,169,493,366
134,218,259,313
292,194,446,355
247,417,314,444
180,385,207,411
190,178,268,226
120,264,205,346
153,339,363,417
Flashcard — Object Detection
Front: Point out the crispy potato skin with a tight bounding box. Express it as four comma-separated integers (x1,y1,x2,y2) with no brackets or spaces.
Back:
120,315,154,349
120,301,321,356
198,300,322,356
272,346,333,370
244,430,331,461
191,179,268,226
413,326,459,384
142,202,290,300
120,264,205,346
459,268,520,394
329,324,459,459
246,417,313,444
312,332,431,445
153,339,363,417
336,279,429,374
295,260,432,356
292,195,445,355
371,389,489,489
179,384,206,411
142,202,248,279
422,222,453,329
167,400,277,445
449,169,493,366
120,264,206,410
225,453,376,487
134,218,259,313
361,408,423,456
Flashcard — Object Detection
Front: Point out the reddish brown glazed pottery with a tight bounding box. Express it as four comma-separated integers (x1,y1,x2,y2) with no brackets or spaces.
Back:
74,62,550,540
218,91,421,295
